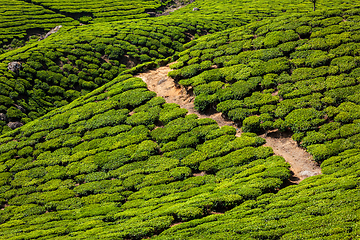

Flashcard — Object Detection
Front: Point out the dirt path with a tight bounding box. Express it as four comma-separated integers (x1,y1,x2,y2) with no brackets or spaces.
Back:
260,131,321,183
134,66,322,183
135,66,241,135
155,0,194,16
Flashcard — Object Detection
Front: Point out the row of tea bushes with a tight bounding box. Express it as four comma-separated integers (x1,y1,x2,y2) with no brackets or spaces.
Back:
0,13,243,133
155,149,360,239
0,0,77,52
24,0,170,23
0,73,291,239
171,7,360,161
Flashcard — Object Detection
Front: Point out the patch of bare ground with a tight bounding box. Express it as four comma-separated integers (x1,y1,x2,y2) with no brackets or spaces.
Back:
170,222,183,227
154,0,194,17
260,130,321,183
192,171,206,177
134,65,322,183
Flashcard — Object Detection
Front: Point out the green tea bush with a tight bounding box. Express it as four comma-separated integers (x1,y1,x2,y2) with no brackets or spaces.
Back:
284,108,325,133
241,116,261,133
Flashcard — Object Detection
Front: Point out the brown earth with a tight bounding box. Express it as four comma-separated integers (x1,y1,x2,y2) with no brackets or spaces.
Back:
134,65,322,183
260,130,321,183
155,0,194,16
135,66,241,134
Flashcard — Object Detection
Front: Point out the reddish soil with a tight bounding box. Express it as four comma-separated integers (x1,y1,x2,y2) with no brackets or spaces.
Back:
134,65,322,183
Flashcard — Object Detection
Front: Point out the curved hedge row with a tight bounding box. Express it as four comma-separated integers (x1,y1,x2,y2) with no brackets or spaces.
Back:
24,0,169,23
155,148,360,239
171,7,360,162
0,73,290,239
0,0,77,52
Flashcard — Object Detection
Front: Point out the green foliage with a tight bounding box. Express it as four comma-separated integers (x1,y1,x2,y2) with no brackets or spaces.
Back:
284,108,325,133
1,1,360,239
0,71,292,239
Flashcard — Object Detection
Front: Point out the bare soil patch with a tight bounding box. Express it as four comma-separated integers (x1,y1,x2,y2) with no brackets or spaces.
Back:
192,171,206,177
135,66,241,135
154,0,194,16
134,65,322,183
170,222,183,227
260,130,321,183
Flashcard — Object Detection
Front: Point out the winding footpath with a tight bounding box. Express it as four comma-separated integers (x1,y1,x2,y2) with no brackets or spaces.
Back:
135,65,321,183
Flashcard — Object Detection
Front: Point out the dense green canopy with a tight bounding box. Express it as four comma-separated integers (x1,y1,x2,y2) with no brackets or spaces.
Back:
0,0,360,239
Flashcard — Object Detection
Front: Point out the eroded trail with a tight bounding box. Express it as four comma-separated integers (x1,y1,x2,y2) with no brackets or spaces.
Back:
135,66,241,135
135,66,322,183
260,131,321,183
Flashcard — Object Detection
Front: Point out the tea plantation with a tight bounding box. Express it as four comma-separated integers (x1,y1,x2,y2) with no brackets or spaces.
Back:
0,12,246,134
172,7,360,162
0,74,292,239
0,0,360,239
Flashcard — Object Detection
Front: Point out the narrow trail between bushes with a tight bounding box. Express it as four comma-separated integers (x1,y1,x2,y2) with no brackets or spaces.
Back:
135,65,322,183
260,131,321,183
135,66,241,134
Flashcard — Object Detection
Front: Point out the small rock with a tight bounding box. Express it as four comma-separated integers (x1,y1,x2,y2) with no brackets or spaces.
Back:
193,7,200,11
158,78,166,85
14,104,26,113
0,113,7,122
7,122,23,130
147,12,156,17
7,62,22,73
299,170,318,177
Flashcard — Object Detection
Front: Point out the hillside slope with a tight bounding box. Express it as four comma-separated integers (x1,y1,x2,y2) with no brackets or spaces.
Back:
0,73,291,239
0,13,240,134
1,0,359,133
0,1,360,239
